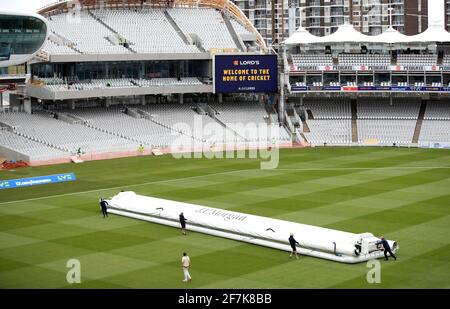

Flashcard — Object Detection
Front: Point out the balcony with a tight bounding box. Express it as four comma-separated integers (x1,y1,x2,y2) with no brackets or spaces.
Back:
308,1,321,7
330,0,344,5
331,21,344,26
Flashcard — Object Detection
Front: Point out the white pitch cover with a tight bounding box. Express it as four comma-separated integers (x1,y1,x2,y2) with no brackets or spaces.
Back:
106,191,398,263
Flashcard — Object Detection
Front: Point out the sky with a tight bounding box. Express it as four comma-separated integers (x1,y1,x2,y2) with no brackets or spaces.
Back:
0,0,56,13
0,0,445,23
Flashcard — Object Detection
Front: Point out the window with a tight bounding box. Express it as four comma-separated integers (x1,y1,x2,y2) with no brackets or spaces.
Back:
0,15,47,55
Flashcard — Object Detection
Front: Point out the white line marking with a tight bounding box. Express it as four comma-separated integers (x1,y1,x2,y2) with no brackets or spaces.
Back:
1,166,449,205
0,169,246,205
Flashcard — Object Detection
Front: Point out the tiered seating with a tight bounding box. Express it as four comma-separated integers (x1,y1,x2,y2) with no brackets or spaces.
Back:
397,54,437,68
442,55,450,66
40,77,65,85
303,120,352,145
357,98,421,145
66,107,178,148
303,98,351,119
0,130,68,160
301,98,352,144
46,12,130,54
0,112,136,153
419,100,450,143
141,103,239,144
209,102,290,143
419,121,450,143
230,20,252,36
42,40,78,55
168,8,237,51
357,119,416,145
136,78,203,87
424,101,450,120
357,98,421,119
39,78,203,91
291,54,333,70
94,9,198,53
338,54,391,67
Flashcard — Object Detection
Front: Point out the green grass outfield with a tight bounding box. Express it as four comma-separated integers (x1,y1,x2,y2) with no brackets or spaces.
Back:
0,147,449,288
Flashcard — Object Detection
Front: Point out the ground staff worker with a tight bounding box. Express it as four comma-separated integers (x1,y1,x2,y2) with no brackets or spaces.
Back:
179,212,187,235
377,236,397,261
289,233,300,259
100,198,108,218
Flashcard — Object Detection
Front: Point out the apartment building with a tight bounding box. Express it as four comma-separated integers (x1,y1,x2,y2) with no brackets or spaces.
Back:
233,0,429,44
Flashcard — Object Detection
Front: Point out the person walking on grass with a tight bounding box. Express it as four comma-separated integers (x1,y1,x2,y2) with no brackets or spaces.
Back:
181,252,192,282
289,233,300,259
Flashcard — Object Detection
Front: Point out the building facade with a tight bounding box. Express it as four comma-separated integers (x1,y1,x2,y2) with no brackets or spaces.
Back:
232,0,429,45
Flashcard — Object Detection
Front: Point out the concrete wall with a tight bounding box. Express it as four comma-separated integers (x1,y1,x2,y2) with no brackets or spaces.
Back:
0,145,30,162
26,84,214,100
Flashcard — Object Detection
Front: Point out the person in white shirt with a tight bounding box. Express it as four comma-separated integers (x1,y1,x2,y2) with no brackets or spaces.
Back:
181,252,192,282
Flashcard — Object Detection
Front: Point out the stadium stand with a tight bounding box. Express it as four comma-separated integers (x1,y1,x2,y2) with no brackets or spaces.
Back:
0,129,69,160
0,111,137,153
209,102,291,143
419,120,450,143
442,55,450,66
37,77,204,92
140,103,241,144
338,54,391,68
91,9,199,53
356,98,421,145
291,54,333,70
302,98,351,119
230,19,252,36
42,40,78,55
419,101,450,143
396,54,437,69
46,12,131,54
62,107,181,148
357,98,421,119
302,120,352,145
357,119,417,145
167,8,238,51
299,98,352,145
423,101,450,120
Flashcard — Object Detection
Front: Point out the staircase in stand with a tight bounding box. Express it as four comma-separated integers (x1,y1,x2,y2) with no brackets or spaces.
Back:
412,100,427,144
301,120,310,133
88,10,137,53
351,99,358,143
300,132,309,143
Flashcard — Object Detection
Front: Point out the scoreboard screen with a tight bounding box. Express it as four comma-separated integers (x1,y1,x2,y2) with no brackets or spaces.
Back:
214,54,278,93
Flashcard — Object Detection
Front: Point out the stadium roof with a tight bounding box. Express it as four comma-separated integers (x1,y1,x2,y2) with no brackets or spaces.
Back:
284,23,450,46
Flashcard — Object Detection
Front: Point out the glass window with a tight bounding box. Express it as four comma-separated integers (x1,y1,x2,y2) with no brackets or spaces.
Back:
0,14,47,59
